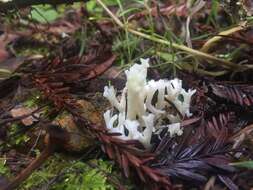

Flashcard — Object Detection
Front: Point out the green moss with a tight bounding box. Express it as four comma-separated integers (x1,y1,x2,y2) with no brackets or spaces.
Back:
21,155,115,190
8,124,30,146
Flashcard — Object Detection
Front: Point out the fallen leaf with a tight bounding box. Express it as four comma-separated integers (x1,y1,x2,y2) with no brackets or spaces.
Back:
0,57,26,75
10,106,39,126
241,0,253,16
84,54,117,80
0,57,26,79
0,33,18,63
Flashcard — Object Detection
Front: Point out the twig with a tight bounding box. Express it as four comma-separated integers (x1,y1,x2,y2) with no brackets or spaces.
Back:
0,0,89,11
0,105,46,126
95,0,247,71
2,146,53,190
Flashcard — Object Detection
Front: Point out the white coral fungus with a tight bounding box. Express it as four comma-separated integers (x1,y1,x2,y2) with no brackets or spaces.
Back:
103,58,196,148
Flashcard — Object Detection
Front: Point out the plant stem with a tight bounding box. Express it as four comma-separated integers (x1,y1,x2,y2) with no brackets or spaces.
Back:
201,24,246,52
96,0,247,71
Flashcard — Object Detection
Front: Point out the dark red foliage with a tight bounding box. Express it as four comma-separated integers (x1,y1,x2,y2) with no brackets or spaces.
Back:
211,83,253,107
32,51,116,109
72,114,172,190
2,4,253,189
151,113,238,190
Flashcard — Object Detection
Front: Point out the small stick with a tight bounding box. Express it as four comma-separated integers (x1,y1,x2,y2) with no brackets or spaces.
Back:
1,146,53,190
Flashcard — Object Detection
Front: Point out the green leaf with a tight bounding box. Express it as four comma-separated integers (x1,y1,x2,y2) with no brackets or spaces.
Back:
230,161,253,169
155,51,177,63
30,5,59,23
0,159,9,175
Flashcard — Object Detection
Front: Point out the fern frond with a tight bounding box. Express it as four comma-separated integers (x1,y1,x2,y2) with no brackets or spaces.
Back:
151,113,238,190
211,84,253,107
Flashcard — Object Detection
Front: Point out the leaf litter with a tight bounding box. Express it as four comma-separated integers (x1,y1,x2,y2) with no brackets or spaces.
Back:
0,1,253,190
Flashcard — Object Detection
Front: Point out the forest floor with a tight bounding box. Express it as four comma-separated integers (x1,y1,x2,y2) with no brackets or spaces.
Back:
0,0,253,190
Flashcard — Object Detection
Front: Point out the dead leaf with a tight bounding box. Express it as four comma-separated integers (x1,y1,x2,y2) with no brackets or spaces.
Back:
0,57,26,74
10,106,39,126
0,33,18,63
241,0,253,16
84,54,117,80
128,3,188,21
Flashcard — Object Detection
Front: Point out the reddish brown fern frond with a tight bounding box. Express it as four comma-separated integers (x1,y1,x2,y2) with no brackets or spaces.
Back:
71,113,172,190
203,112,235,139
32,51,116,109
211,83,253,107
150,113,238,190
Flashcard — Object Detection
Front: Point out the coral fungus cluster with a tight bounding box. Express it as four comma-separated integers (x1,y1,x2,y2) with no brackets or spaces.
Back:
103,59,196,148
